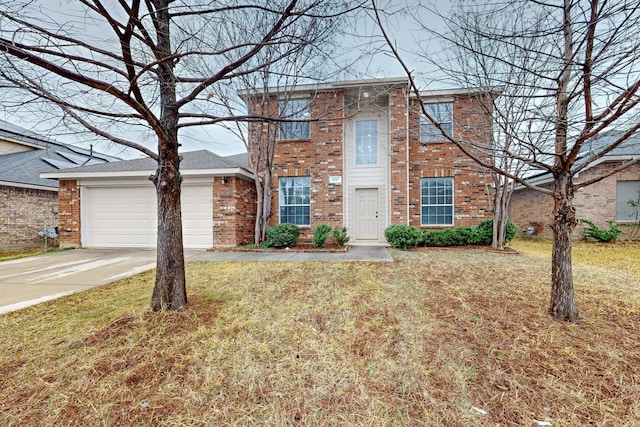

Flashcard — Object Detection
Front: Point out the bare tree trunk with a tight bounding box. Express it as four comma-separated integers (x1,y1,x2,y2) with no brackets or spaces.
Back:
151,143,186,311
261,165,273,241
254,175,264,244
549,176,579,322
149,0,187,311
492,173,510,250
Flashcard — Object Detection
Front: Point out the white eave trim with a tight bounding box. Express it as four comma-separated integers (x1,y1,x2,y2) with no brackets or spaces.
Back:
41,167,254,181
0,135,47,150
238,77,410,98
414,86,504,99
0,180,58,192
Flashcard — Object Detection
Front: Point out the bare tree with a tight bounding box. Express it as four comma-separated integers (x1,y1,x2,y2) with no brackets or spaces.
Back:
216,36,351,244
0,0,355,311
374,0,640,322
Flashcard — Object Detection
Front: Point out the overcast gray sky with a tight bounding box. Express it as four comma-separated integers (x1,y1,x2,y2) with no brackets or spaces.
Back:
0,1,447,159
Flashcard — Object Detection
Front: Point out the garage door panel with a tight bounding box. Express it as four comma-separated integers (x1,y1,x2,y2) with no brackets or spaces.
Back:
83,184,213,249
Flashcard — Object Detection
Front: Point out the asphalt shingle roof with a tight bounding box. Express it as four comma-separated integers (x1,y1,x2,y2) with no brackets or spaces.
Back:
0,120,120,188
49,150,249,174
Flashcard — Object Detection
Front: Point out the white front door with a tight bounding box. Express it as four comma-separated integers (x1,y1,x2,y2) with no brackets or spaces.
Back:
355,188,379,240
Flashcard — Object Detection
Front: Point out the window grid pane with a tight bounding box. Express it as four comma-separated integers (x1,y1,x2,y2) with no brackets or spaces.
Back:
279,177,310,226
279,99,310,140
421,177,454,226
420,103,453,142
355,120,378,165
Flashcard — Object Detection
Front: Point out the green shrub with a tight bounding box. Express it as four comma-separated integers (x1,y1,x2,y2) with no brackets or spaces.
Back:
332,226,350,246
476,219,518,244
266,222,300,247
384,224,422,249
580,219,622,243
423,227,481,246
312,223,332,248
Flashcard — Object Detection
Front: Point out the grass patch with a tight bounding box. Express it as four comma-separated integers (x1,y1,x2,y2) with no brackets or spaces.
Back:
1,241,639,425
0,246,69,262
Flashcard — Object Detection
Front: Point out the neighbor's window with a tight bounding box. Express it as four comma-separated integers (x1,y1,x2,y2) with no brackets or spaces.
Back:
420,102,453,142
279,99,310,140
421,177,454,226
355,120,378,165
616,180,640,221
279,177,311,226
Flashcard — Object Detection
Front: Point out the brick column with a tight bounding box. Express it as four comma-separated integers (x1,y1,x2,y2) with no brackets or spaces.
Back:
58,179,81,248
389,85,409,225
212,176,257,247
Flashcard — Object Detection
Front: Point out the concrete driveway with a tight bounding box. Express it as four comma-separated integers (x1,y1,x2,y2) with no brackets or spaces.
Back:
0,248,202,315
0,246,391,315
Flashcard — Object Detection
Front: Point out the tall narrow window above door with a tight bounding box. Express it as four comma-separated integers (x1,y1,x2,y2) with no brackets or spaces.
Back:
355,120,378,165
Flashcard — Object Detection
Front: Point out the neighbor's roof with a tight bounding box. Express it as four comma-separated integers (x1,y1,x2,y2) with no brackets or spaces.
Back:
0,120,121,190
41,150,251,180
0,118,59,149
516,132,640,189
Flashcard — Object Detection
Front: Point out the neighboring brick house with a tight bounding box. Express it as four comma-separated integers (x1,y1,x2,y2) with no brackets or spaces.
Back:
509,135,640,239
241,78,496,244
0,120,119,247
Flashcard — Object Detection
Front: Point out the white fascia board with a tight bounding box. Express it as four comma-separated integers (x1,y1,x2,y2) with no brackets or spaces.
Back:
238,77,410,99
414,86,504,100
0,135,46,150
0,180,58,192
41,167,254,181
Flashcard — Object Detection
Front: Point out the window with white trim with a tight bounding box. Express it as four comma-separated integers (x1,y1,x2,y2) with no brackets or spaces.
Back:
355,120,378,165
420,102,453,142
279,177,310,225
279,99,310,140
421,177,454,225
616,180,640,221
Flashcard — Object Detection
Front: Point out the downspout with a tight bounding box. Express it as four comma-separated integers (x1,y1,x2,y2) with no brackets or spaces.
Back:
405,83,410,225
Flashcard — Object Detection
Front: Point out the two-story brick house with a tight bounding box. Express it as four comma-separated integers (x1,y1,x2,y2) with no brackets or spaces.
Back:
46,77,496,249
242,77,496,245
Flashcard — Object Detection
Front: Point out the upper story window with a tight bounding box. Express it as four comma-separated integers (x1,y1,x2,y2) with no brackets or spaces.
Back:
279,99,310,140
355,120,378,165
279,176,311,226
420,102,453,142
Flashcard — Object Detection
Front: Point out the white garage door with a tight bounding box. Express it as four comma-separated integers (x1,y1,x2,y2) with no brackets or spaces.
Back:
82,184,213,249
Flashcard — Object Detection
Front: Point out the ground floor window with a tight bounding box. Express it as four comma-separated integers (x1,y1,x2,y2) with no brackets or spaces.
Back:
616,180,640,221
279,177,310,226
421,177,454,225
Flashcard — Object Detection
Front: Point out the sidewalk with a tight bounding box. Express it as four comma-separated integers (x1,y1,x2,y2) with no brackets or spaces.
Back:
190,245,393,262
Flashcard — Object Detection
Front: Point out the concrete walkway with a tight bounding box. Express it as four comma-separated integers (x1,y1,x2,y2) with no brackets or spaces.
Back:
190,245,393,262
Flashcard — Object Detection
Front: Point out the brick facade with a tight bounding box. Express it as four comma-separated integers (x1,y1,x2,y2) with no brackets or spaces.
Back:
0,185,58,246
212,176,257,247
267,91,345,243
510,162,640,239
407,96,493,228
249,81,495,244
57,179,81,248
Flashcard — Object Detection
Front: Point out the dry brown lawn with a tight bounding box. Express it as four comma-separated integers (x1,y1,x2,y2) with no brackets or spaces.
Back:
1,239,639,426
